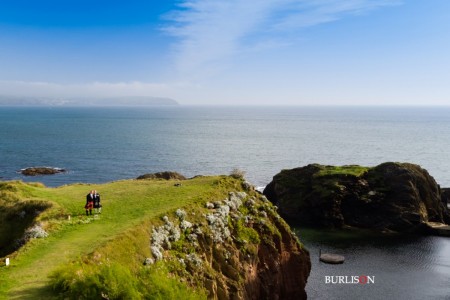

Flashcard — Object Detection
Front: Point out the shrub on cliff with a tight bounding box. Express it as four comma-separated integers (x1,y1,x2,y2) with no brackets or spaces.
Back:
230,168,246,179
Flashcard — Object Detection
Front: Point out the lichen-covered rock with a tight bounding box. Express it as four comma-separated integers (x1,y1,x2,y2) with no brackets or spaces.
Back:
206,208,231,243
149,190,311,300
242,181,254,191
225,191,245,211
24,224,48,239
180,220,193,230
175,209,187,220
185,253,203,269
151,245,163,261
264,162,450,232
143,257,154,265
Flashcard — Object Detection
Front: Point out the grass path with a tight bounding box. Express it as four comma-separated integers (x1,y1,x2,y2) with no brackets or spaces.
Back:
0,176,232,299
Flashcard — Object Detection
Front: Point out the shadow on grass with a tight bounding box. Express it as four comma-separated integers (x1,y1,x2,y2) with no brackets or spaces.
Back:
8,281,56,300
0,201,52,258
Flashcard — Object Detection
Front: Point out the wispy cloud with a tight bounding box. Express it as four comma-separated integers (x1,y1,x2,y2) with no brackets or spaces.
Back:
164,0,402,76
163,1,276,78
270,0,402,30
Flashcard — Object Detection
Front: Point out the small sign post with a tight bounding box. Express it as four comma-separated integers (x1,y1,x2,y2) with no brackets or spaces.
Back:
5,258,10,266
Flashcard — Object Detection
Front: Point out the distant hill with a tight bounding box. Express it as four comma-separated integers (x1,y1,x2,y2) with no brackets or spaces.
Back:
0,95,178,106
92,96,178,106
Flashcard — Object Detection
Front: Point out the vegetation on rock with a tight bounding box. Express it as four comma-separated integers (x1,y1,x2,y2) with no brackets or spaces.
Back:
136,171,187,180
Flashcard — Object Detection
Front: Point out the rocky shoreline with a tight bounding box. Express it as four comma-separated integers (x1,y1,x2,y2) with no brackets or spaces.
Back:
264,162,450,234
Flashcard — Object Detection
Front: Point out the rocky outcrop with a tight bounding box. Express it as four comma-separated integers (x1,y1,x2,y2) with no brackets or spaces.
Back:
21,167,65,176
148,191,311,299
442,188,450,224
136,171,186,180
264,162,450,233
441,188,450,206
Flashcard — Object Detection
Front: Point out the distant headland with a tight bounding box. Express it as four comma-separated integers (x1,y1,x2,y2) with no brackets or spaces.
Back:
0,95,178,106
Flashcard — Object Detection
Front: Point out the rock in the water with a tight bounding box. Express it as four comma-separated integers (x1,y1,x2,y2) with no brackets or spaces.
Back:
136,171,186,180
320,253,345,264
21,167,65,176
424,222,450,237
264,162,450,233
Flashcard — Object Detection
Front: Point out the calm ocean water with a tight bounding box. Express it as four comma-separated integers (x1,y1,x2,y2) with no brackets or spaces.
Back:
1,106,450,188
1,105,450,299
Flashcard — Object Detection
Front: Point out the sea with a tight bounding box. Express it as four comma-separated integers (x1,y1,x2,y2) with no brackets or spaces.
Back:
1,105,449,299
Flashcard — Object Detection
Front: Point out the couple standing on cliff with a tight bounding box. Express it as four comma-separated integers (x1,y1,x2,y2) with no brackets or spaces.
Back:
85,190,101,216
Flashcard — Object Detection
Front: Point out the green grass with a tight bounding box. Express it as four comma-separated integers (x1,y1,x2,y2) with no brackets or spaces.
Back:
0,176,239,299
315,165,369,178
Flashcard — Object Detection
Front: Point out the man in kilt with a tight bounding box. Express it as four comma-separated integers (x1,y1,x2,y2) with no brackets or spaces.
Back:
85,190,95,215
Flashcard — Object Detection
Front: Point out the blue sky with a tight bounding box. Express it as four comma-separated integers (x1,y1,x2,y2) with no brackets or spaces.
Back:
0,0,449,105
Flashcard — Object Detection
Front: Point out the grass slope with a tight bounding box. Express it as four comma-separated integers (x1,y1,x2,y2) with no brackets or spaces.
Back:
0,176,238,299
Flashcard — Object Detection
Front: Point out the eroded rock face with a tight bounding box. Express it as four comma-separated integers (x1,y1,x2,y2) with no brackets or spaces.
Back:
247,216,310,300
21,167,65,176
441,188,450,206
441,188,450,224
149,191,311,300
264,162,450,232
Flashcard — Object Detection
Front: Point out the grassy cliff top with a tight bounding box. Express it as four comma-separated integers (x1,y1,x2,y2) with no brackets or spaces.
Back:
315,165,369,177
0,175,244,299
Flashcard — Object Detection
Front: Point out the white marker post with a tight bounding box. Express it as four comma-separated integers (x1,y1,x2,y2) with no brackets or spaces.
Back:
5,258,9,266
68,215,71,221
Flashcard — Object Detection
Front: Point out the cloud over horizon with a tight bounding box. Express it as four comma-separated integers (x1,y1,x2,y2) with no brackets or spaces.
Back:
165,0,402,78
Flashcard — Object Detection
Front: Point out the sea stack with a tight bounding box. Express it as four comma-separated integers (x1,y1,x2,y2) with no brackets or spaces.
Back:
264,162,450,233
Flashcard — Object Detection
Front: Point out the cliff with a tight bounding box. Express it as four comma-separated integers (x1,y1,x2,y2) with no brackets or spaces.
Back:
264,162,450,233
0,176,310,299
141,191,310,300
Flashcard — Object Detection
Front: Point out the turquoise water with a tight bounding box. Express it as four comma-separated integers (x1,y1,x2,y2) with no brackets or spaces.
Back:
1,105,450,299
